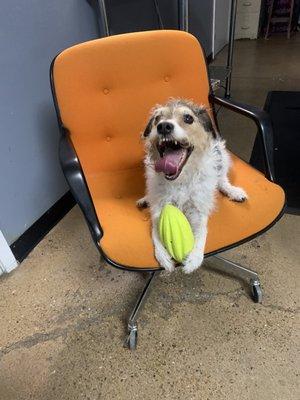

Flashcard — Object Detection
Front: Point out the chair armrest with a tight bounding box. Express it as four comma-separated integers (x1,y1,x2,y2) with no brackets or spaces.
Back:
211,95,275,182
59,131,102,244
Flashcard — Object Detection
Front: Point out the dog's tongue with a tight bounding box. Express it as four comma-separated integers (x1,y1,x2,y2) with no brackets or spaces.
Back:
155,148,184,176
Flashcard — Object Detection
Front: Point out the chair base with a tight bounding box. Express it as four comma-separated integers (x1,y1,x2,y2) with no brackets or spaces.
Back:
124,255,262,350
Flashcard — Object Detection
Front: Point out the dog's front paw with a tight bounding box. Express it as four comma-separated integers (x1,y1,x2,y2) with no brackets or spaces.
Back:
228,186,248,203
182,252,204,274
155,247,175,272
136,197,149,209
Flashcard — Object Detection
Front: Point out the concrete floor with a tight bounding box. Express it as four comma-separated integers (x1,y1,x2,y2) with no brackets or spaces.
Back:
1,35,299,400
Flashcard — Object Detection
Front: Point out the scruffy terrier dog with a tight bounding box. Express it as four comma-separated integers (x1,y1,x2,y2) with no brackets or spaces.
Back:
138,99,247,273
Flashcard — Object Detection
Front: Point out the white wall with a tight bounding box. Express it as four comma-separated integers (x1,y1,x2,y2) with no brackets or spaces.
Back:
0,1,98,244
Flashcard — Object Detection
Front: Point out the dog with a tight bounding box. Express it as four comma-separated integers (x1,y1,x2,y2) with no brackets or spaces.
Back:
138,99,247,273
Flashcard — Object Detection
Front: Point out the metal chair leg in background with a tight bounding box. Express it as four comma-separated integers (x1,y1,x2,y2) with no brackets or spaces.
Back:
124,270,161,350
209,255,263,303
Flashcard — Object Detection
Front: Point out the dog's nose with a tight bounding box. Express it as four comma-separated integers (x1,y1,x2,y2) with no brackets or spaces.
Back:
157,122,174,135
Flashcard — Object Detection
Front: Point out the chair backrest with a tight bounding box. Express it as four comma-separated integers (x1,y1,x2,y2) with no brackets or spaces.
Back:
52,30,210,175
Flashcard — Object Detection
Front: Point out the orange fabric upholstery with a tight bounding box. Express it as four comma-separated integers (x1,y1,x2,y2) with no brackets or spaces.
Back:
53,30,285,270
87,155,284,268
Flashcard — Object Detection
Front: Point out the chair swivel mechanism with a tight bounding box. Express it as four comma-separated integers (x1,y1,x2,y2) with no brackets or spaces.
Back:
50,31,285,350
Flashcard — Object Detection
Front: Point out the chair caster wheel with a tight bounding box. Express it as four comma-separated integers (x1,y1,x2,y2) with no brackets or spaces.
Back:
124,324,138,350
251,280,263,303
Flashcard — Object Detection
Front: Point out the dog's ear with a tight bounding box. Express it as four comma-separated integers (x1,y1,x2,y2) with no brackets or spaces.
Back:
193,106,218,139
142,116,154,139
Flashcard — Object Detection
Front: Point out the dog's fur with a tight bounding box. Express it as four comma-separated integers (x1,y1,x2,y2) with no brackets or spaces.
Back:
138,99,247,273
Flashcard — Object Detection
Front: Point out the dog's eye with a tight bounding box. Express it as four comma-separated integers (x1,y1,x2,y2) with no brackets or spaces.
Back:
183,114,194,124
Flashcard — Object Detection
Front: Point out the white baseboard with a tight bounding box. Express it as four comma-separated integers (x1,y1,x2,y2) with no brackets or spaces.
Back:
0,230,18,275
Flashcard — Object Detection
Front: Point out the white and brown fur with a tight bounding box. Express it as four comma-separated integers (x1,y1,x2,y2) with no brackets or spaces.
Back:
138,99,247,273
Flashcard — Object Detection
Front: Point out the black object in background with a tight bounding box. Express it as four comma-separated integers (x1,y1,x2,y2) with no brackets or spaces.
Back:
250,91,300,214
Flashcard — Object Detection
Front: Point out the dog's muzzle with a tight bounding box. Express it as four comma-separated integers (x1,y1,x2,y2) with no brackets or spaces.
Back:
155,137,193,180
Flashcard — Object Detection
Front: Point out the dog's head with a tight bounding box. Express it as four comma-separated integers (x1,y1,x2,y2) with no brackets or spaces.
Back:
142,99,217,180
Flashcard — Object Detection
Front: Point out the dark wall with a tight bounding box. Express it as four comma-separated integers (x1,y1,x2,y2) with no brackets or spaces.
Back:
189,0,213,56
101,0,213,55
105,0,178,33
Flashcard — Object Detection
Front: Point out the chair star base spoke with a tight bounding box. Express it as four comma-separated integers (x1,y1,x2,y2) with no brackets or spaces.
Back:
124,270,160,350
209,255,263,303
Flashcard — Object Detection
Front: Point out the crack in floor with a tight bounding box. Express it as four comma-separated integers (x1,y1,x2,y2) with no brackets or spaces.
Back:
260,302,299,314
1,282,297,360
0,314,103,360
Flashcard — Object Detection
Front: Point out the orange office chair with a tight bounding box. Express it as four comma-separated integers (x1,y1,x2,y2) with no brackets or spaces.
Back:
50,30,285,350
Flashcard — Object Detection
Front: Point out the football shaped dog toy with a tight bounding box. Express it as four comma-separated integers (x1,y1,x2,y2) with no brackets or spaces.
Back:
159,204,195,262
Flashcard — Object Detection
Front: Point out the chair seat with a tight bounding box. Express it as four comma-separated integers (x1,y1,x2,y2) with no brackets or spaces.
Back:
86,155,285,270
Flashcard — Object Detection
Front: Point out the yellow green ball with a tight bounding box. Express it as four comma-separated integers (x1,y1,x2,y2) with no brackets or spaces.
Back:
159,204,195,262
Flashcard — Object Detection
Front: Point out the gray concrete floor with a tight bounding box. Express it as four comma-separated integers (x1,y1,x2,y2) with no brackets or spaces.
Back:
1,36,300,400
